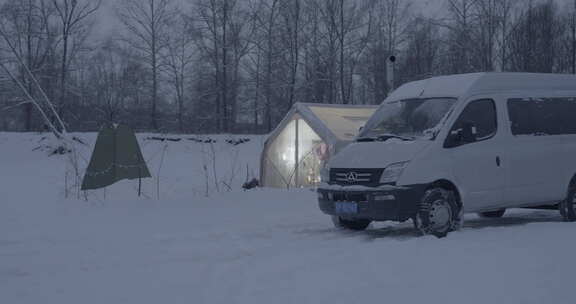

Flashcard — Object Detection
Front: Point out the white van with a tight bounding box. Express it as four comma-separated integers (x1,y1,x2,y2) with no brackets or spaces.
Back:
317,72,576,237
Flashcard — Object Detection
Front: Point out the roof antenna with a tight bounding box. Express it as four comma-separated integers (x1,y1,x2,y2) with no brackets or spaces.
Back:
419,78,431,97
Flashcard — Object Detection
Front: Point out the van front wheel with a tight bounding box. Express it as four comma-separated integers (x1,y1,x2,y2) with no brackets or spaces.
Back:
560,186,576,222
413,188,461,238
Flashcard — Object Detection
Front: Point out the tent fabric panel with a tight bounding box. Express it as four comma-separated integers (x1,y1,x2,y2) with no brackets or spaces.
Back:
262,119,298,188
81,124,117,190
294,119,325,187
114,125,151,181
261,157,291,188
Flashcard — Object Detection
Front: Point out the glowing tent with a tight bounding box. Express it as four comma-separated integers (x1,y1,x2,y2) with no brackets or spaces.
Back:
260,103,378,188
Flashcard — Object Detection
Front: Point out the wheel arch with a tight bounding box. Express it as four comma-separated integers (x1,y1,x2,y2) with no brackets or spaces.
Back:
428,179,462,208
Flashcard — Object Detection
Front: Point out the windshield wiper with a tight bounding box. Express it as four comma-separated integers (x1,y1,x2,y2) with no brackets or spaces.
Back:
377,134,415,141
357,134,415,142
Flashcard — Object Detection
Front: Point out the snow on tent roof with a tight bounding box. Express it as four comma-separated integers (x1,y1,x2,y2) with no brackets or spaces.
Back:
266,103,378,147
306,104,378,141
387,72,576,101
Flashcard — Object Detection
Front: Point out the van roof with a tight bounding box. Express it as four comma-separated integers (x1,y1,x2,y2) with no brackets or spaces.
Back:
387,72,576,101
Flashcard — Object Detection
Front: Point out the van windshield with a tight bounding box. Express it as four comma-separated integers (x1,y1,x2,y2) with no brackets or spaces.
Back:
359,98,457,141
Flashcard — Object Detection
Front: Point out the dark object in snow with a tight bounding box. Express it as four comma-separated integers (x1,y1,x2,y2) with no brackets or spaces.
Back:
33,137,84,156
188,137,217,143
226,138,251,146
32,144,70,155
187,137,250,145
82,123,151,191
242,178,260,190
146,136,182,142
72,136,87,145
50,145,72,155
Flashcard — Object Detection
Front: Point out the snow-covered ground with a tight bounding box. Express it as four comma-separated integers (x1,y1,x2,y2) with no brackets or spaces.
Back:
1,132,574,304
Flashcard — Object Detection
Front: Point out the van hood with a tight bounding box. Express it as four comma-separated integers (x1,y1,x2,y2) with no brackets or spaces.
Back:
329,139,430,169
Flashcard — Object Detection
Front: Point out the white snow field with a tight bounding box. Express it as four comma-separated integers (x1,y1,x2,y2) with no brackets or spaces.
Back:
1,132,575,304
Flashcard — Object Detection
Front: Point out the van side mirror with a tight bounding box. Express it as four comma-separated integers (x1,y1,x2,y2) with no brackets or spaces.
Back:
445,121,478,148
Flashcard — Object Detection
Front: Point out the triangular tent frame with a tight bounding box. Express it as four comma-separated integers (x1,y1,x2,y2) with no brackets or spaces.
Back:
81,123,151,194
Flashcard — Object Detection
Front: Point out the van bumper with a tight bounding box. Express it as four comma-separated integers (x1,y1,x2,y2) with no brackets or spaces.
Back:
317,184,427,222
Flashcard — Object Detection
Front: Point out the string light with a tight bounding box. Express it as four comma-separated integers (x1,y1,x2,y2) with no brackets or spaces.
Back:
84,163,147,177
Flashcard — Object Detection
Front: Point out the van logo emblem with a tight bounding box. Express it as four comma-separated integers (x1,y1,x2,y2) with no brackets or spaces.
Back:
346,172,358,182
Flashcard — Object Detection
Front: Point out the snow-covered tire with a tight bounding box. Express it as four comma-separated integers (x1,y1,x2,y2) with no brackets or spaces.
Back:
331,216,371,231
478,209,506,218
413,188,462,238
560,185,576,222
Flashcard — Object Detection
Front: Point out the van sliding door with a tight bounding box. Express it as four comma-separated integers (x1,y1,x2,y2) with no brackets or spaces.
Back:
504,97,571,205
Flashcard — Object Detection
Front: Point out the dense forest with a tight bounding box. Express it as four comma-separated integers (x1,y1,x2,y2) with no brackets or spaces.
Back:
0,0,575,134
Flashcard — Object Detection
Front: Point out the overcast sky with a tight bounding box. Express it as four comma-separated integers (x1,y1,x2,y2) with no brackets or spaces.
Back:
91,0,571,42
92,0,443,40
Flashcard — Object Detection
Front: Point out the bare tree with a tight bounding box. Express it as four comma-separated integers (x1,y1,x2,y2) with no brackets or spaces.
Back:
2,0,576,135
281,0,301,107
86,39,126,123
358,0,410,103
119,0,174,130
507,1,566,73
164,14,194,132
261,0,278,131
473,0,500,71
571,0,576,73
51,0,101,125
400,16,440,82
495,0,516,71
0,0,55,131
193,0,249,133
442,0,477,73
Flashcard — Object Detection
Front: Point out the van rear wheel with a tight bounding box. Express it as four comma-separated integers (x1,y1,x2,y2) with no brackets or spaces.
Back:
331,216,371,231
560,186,576,222
413,188,462,238
478,209,506,218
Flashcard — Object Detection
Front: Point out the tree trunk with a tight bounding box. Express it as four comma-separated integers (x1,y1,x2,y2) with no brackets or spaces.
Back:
222,0,229,133
59,32,68,125
151,0,159,130
339,0,346,104
288,0,300,107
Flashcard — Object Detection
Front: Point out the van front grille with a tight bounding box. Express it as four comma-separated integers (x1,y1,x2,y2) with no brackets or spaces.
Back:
330,168,383,186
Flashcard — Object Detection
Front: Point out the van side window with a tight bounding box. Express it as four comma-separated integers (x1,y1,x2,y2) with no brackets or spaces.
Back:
508,97,576,135
451,99,497,141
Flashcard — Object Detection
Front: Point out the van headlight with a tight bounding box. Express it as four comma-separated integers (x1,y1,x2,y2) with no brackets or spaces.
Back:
320,167,330,183
380,162,409,184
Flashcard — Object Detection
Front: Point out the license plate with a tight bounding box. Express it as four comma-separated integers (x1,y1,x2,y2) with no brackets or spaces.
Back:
335,202,358,214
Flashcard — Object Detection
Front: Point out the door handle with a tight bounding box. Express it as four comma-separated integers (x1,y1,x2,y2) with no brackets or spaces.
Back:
496,156,501,167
